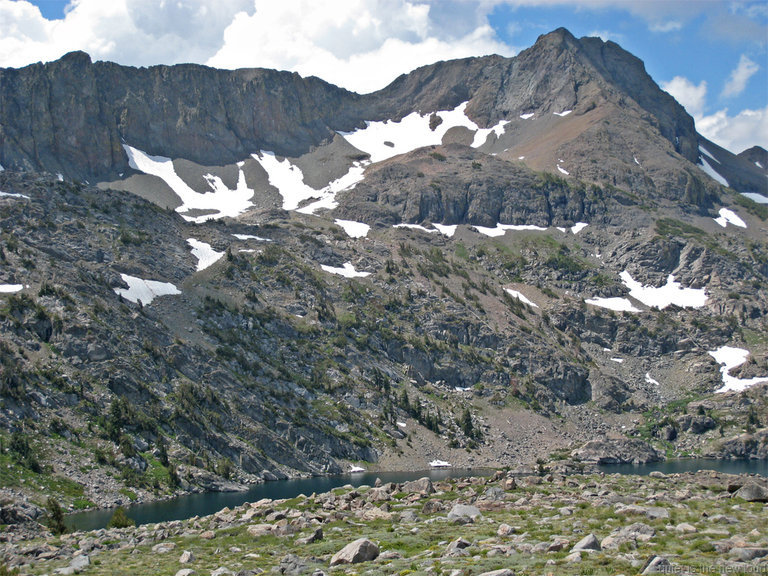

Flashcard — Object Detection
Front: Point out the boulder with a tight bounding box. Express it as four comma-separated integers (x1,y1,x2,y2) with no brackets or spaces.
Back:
571,533,601,552
272,554,309,576
447,504,482,524
152,542,177,553
734,482,768,502
247,524,274,537
571,438,663,464
401,477,435,495
444,537,472,557
477,570,515,576
175,570,196,576
179,550,195,564
730,547,768,562
642,556,672,574
329,538,379,566
295,527,323,545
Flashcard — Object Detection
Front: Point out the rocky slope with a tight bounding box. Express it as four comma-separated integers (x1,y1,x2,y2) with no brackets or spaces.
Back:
0,27,767,517
2,469,767,575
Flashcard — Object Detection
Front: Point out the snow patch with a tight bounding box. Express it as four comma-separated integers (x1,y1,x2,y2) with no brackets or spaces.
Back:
553,110,572,117
585,297,641,313
520,113,535,120
571,222,588,234
124,145,255,223
557,165,569,175
320,262,371,278
634,156,641,166
114,274,180,305
518,156,525,160
429,460,451,468
504,288,539,308
335,219,370,238
698,145,720,164
645,373,660,386
756,161,764,169
340,102,506,162
697,152,729,187
742,192,768,205
0,284,24,293
433,224,458,237
396,421,407,428
232,234,271,242
473,223,547,237
709,346,768,393
252,151,366,215
472,119,510,147
620,271,707,310
713,208,747,229
349,466,366,473
0,191,30,200
394,223,438,234
611,357,624,364
187,239,224,272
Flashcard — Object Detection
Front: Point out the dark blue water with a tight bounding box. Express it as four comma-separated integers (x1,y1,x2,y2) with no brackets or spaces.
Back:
598,458,768,477
66,468,488,532
68,459,768,532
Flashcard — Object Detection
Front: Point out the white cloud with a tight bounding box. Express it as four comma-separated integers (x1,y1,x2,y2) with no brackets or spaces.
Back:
649,20,682,33
0,0,509,93
588,29,623,43
661,76,708,118
721,54,759,99
663,74,767,152
697,106,768,154
0,0,255,67
207,0,510,93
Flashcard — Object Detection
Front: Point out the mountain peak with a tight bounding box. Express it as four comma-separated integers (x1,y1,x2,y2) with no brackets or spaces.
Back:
58,50,92,66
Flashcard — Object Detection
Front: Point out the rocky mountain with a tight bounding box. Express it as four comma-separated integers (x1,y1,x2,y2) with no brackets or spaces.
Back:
0,28,767,513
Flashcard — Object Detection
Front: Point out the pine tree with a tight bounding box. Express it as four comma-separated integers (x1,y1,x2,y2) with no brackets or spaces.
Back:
46,497,67,535
107,506,135,529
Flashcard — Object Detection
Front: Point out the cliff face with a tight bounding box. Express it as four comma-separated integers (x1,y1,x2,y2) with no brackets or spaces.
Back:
0,51,362,180
1,29,759,201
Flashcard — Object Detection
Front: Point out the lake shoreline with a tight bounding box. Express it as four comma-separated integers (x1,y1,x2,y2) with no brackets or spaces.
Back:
5,467,768,575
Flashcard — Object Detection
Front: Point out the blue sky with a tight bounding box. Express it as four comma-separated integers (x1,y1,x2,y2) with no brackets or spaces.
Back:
1,0,766,152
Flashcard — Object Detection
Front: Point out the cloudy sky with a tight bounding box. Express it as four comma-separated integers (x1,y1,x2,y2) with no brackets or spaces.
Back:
1,0,766,153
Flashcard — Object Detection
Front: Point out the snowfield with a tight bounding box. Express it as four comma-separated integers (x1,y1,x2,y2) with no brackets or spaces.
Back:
713,208,747,229
504,288,539,308
114,274,181,305
232,234,271,242
473,223,548,237
252,152,366,215
187,239,224,272
340,102,507,163
697,145,729,187
0,284,24,293
124,145,255,223
429,460,451,468
585,297,641,313
620,271,707,310
742,192,768,204
335,219,370,238
0,191,31,199
320,262,371,278
709,346,768,393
